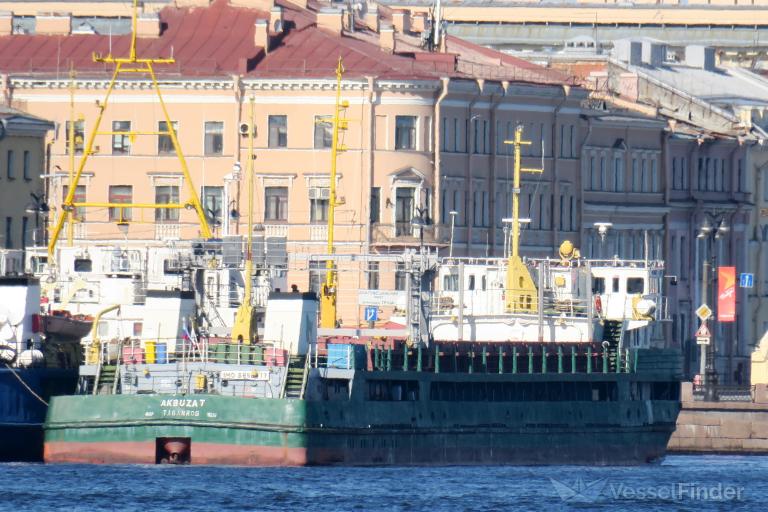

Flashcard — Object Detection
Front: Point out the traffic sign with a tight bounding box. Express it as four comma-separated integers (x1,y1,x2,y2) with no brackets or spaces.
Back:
696,336,710,345
695,323,711,338
364,306,378,322
739,273,754,289
696,304,712,321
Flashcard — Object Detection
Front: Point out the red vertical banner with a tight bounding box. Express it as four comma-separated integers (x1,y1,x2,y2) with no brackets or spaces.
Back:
718,266,736,322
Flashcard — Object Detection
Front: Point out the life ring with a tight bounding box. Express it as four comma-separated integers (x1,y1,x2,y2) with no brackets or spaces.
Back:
594,295,603,315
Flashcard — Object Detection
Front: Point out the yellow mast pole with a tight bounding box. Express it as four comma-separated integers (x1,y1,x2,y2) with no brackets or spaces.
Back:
231,98,255,343
67,65,75,246
503,125,540,313
320,58,346,329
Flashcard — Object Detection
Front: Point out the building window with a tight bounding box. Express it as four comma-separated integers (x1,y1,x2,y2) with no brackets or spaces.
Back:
367,261,379,290
599,155,606,191
22,151,31,180
672,157,679,190
204,121,223,155
6,150,14,180
588,156,596,191
4,217,11,249
65,120,85,155
631,158,639,192
112,120,131,154
370,187,380,224
453,117,461,153
309,260,327,295
202,186,223,227
395,262,407,291
314,115,333,149
63,185,86,221
309,188,329,223
395,116,417,150
157,121,177,155
21,216,27,248
268,115,287,148
155,185,179,222
440,117,447,152
395,187,415,236
613,157,623,192
738,158,744,193
651,158,658,192
265,186,288,222
108,185,132,222
569,124,575,158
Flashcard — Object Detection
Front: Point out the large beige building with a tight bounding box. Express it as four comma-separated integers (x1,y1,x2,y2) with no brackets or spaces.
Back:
0,106,54,253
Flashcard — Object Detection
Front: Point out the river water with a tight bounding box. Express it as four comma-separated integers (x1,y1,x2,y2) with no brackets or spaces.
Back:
1,455,764,511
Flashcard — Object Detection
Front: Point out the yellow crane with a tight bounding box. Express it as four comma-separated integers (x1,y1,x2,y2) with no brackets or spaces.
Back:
48,0,211,258
319,58,349,329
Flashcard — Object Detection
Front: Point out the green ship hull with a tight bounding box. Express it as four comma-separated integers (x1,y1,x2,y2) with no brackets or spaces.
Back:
45,349,682,466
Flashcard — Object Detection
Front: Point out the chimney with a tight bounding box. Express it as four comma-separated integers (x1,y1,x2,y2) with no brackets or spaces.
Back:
641,40,666,67
0,11,11,36
380,24,394,53
317,8,343,35
362,3,379,32
411,12,427,33
254,19,269,52
136,13,161,38
391,9,410,34
685,45,717,71
270,6,284,34
36,12,71,36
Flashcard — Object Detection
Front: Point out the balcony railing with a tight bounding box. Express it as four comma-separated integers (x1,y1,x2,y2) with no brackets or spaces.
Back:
371,223,448,246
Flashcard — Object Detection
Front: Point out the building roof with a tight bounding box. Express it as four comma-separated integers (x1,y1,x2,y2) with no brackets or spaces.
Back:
0,0,572,84
0,105,55,136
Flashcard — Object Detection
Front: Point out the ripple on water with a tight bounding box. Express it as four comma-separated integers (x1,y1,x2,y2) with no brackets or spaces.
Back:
0,456,765,512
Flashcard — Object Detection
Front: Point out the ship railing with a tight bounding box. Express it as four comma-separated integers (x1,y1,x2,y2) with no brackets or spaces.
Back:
438,256,664,270
308,341,637,375
429,291,592,318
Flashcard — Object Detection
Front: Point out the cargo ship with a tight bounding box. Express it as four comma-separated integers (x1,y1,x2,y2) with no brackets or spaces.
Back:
41,8,681,465
0,251,91,461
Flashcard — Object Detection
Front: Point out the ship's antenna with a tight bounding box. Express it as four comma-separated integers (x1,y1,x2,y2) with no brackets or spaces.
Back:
319,57,349,329
48,0,212,257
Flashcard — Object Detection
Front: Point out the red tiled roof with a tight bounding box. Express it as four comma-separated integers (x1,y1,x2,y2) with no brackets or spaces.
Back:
0,0,570,85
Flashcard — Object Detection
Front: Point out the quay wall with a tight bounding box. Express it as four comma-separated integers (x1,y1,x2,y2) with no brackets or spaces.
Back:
668,383,768,454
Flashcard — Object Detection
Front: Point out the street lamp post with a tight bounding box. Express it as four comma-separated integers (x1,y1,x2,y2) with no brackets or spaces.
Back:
697,214,728,402
594,222,613,259
448,210,458,258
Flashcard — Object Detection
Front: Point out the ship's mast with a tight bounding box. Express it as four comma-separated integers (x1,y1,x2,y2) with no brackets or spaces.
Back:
319,58,348,328
503,125,541,313
48,0,211,257
231,98,256,343
67,64,76,247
